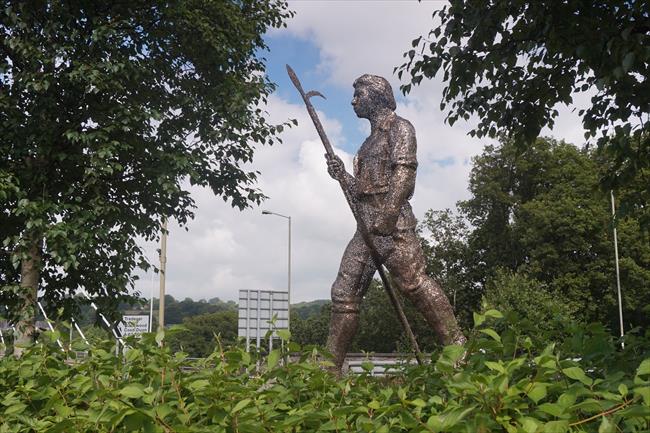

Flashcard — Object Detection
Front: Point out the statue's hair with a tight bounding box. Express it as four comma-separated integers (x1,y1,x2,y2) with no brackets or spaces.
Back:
353,74,396,111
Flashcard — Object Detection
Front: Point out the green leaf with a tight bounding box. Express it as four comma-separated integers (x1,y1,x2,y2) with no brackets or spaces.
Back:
473,312,485,327
557,392,576,409
634,386,650,405
231,398,251,414
483,309,503,319
598,416,616,433
276,329,291,341
188,379,210,391
538,403,564,417
410,398,427,407
485,361,506,373
155,329,165,345
44,420,74,433
4,403,27,415
155,405,173,420
562,367,593,386
479,328,501,342
268,349,281,369
619,405,650,418
526,383,547,404
544,420,568,433
571,398,604,413
519,417,540,433
120,384,145,399
442,344,465,364
427,415,443,431
636,358,650,377
441,406,475,429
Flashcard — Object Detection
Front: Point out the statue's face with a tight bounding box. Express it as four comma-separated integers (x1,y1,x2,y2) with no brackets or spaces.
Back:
351,85,372,119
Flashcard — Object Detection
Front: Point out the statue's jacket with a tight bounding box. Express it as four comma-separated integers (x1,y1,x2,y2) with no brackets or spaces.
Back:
352,112,418,232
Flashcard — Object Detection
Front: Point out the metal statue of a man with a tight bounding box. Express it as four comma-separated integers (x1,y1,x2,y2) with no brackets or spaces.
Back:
325,74,466,370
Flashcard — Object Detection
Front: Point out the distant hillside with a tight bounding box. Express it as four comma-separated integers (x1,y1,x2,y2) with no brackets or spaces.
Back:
71,296,329,329
291,299,330,319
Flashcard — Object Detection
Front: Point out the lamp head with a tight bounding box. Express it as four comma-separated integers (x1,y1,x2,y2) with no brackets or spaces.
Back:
262,210,271,215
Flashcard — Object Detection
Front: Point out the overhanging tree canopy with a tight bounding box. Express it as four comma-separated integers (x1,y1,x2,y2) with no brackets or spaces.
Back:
0,0,293,345
398,0,649,195
399,0,648,140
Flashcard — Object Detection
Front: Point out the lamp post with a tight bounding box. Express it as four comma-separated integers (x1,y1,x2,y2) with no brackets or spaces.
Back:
261,210,291,332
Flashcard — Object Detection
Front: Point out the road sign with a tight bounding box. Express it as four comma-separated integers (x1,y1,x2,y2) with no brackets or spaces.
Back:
238,290,288,350
119,315,149,337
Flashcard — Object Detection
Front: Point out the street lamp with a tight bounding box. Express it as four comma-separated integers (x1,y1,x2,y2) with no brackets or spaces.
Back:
261,210,291,332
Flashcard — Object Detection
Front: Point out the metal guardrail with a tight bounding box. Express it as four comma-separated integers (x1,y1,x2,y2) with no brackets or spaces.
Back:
342,353,420,376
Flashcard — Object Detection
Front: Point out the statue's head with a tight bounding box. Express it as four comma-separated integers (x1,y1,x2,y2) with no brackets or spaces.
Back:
351,74,396,119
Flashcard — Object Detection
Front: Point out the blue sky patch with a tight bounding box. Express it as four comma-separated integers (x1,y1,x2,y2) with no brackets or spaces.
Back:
264,33,368,152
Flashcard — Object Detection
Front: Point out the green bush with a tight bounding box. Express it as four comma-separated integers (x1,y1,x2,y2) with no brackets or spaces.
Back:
483,270,579,348
1,315,648,432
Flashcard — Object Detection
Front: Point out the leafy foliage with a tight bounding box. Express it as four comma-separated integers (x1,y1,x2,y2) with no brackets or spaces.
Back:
0,1,294,331
1,314,649,432
291,300,330,319
482,270,578,349
154,295,237,327
398,1,649,229
418,209,479,330
420,138,650,332
166,310,238,357
291,303,331,348
397,1,648,145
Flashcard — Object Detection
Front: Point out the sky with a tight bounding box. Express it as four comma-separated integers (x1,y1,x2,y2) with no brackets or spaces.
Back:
134,0,588,305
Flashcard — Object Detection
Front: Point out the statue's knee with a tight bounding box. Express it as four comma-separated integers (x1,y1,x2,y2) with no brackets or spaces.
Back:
331,282,361,314
330,299,360,314
394,274,426,295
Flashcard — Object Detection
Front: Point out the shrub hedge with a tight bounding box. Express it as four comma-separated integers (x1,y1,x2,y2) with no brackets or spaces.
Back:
1,312,648,432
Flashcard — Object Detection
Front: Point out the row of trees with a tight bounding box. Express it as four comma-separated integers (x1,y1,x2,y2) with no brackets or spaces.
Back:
422,137,650,333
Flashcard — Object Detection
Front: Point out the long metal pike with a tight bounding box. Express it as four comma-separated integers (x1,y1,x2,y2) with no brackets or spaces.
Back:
286,64,423,365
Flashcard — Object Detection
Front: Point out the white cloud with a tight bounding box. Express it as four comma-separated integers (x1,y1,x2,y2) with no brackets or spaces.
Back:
281,1,439,87
136,94,356,303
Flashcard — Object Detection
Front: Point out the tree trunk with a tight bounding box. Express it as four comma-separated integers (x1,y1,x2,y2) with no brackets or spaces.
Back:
13,240,40,358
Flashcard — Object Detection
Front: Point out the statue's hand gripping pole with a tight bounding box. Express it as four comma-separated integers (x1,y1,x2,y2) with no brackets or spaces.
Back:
286,64,423,365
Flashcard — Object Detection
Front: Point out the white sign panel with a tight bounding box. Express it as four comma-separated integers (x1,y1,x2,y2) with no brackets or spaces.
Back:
119,315,149,337
238,290,288,349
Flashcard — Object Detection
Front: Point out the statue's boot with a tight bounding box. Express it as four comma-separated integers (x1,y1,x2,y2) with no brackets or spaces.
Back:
325,306,360,374
406,278,466,346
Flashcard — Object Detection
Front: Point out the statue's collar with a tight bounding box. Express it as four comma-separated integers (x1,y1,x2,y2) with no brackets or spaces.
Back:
376,112,396,132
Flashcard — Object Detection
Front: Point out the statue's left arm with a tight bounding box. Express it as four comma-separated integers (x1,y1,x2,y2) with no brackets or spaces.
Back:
373,118,418,235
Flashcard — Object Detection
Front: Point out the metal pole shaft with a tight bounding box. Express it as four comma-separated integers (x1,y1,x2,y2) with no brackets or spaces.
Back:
610,191,625,347
72,318,88,344
149,265,155,333
158,218,168,334
288,216,291,332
